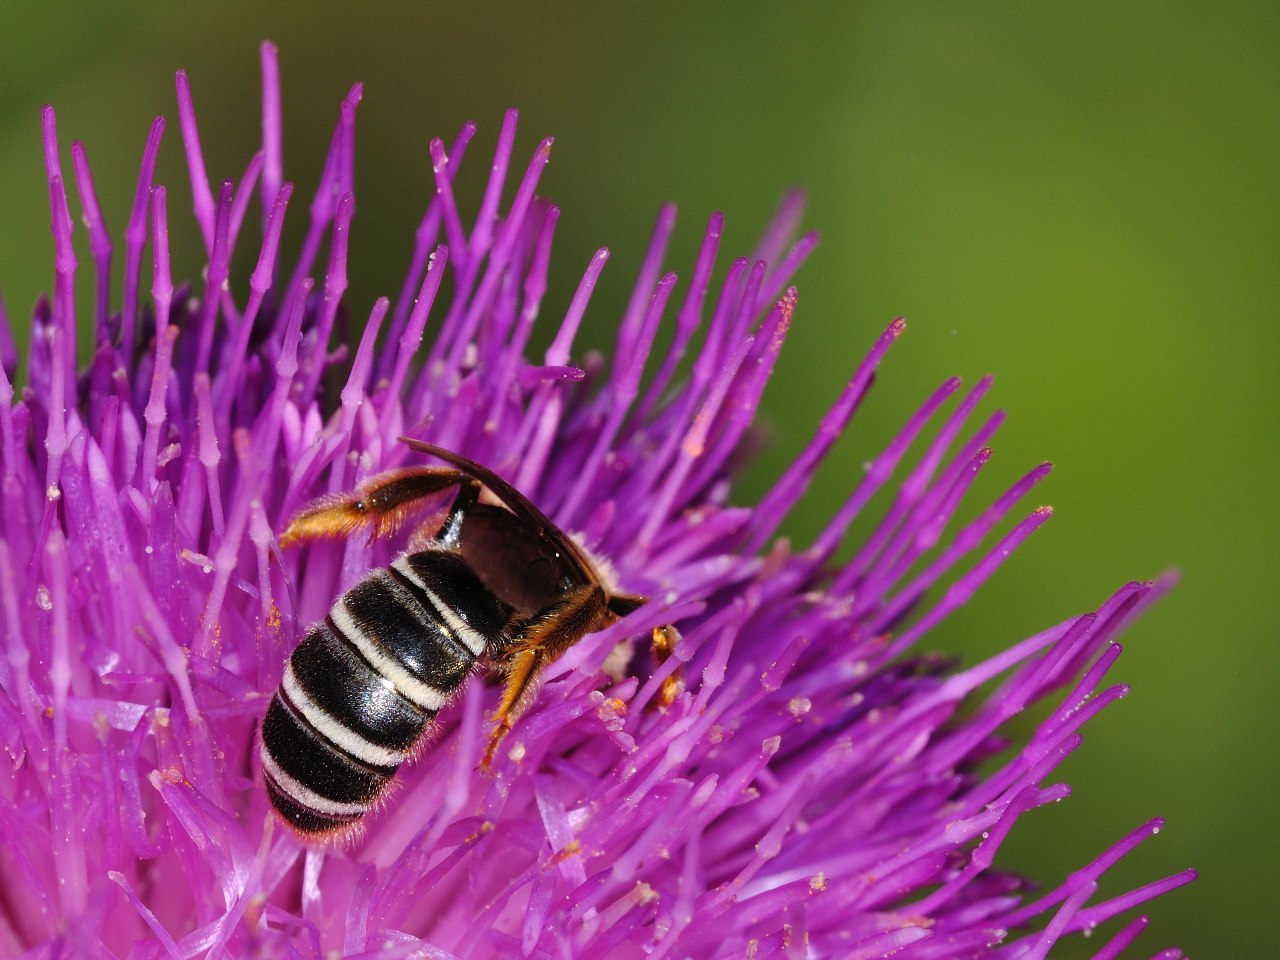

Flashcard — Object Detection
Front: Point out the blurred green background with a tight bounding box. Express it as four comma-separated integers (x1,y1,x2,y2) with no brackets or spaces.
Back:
1,3,1274,956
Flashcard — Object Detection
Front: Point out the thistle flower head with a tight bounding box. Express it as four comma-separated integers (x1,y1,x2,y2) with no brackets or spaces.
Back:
0,43,1193,959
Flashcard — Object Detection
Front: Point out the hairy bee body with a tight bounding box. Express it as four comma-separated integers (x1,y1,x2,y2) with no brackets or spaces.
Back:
260,547,510,835
262,440,654,840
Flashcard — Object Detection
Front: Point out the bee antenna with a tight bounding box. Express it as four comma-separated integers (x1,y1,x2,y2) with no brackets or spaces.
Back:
607,593,647,618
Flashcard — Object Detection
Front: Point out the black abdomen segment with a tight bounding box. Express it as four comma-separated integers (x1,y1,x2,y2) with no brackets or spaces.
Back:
261,548,510,835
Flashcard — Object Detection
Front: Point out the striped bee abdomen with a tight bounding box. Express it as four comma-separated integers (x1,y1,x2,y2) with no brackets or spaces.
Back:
261,548,512,837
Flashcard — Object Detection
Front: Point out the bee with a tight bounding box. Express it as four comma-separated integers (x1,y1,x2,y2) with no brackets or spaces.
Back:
260,438,655,838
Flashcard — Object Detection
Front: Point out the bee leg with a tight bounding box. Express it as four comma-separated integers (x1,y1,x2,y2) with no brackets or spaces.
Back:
481,584,611,771
596,593,676,707
650,624,684,708
280,468,476,548
606,593,647,618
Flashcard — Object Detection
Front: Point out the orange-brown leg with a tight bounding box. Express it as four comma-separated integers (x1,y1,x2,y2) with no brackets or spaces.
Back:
482,584,612,770
279,468,477,548
650,624,684,708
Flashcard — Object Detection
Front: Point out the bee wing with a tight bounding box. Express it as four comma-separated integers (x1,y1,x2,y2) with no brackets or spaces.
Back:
399,438,601,589
458,503,573,616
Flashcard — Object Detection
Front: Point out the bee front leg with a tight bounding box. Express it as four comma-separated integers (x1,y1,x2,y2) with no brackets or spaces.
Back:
650,624,684,709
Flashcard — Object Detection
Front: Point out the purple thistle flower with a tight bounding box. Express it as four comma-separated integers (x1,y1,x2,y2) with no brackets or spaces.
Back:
0,42,1194,959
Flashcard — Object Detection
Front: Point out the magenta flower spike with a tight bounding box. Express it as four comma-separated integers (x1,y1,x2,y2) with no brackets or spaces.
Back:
0,42,1193,959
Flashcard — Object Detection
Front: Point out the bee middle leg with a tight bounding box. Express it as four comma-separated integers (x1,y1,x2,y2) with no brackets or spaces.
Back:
482,584,611,770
